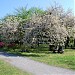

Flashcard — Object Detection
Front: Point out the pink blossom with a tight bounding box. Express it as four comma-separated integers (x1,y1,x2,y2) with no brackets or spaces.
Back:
0,42,5,47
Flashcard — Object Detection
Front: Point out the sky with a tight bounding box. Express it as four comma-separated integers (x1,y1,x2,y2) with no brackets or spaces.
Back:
0,0,74,18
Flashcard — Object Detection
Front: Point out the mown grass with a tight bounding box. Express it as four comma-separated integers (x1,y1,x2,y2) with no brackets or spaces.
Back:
0,44,75,70
30,49,75,70
0,59,31,75
14,49,74,70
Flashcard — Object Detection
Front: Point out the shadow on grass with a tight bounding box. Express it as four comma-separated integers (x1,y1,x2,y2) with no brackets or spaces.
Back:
0,48,45,57
0,45,58,58
12,52,44,57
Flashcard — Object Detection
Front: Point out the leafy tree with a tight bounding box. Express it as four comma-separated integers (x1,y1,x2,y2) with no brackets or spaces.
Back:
15,7,45,19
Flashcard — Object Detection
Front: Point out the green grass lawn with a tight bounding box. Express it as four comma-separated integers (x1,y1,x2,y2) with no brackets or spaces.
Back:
30,49,75,70
0,59,31,75
1,44,75,70
16,49,75,70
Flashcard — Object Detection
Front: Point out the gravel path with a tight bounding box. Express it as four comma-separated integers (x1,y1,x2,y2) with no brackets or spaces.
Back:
0,52,75,75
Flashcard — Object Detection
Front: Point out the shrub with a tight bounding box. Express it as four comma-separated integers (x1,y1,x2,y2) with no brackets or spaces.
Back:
7,43,16,48
0,42,5,47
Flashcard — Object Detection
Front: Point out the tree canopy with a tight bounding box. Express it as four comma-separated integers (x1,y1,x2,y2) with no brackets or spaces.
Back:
0,5,75,49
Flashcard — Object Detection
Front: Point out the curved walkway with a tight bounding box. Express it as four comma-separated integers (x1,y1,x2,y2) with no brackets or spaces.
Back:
0,52,75,75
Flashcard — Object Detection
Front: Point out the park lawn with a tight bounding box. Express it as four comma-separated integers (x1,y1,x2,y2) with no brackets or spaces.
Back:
30,49,75,70
19,49,75,70
0,59,31,75
1,45,75,70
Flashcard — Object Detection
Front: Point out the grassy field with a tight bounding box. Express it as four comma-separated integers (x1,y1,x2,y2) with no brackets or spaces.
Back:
0,59,31,75
16,49,74,70
0,44,75,70
30,49,75,70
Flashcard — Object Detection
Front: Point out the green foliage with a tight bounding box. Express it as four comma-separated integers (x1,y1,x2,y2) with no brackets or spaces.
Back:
15,7,45,20
28,7,45,16
15,7,28,19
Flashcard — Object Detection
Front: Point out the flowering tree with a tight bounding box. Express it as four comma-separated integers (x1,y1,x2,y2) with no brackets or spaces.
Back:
22,6,68,49
61,9,75,48
0,5,75,52
1,15,22,43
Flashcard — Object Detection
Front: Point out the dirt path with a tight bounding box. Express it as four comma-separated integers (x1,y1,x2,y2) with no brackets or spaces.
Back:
0,52,75,75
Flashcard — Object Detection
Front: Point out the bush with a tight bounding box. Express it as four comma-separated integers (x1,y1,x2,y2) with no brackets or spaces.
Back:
0,42,5,48
7,43,16,48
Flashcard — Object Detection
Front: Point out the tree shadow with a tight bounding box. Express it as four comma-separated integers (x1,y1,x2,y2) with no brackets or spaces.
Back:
0,50,45,57
17,53,43,57
0,45,52,57
0,51,18,57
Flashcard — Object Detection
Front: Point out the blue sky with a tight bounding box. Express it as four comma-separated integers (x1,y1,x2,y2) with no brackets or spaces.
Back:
0,0,74,18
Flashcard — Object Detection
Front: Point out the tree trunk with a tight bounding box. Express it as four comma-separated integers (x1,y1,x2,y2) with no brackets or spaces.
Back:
74,38,75,47
58,45,64,53
65,36,69,48
49,44,55,51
